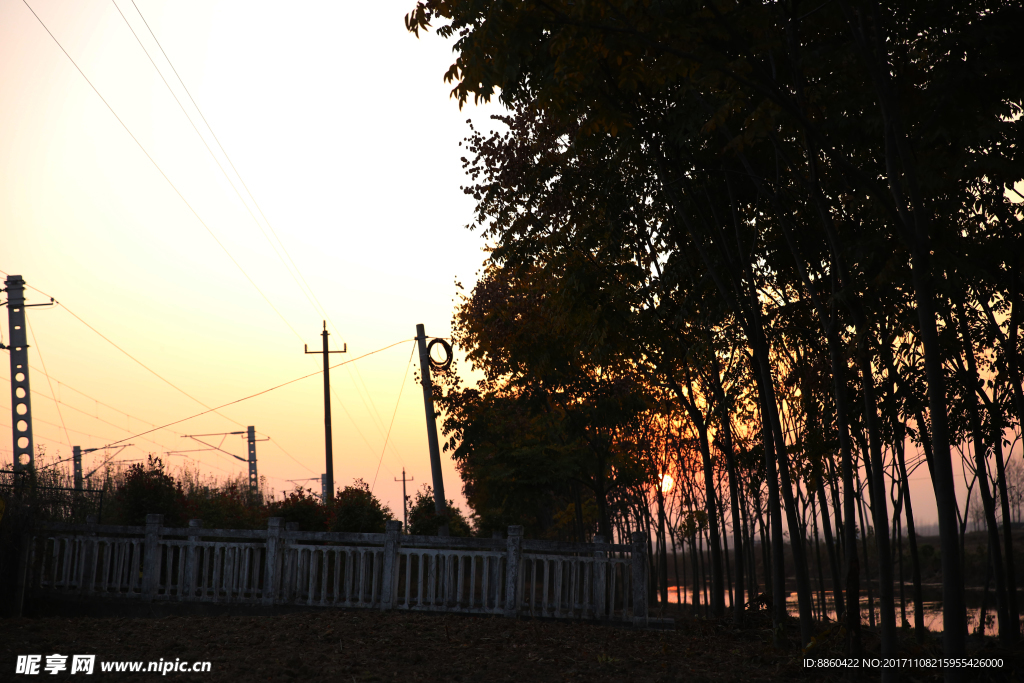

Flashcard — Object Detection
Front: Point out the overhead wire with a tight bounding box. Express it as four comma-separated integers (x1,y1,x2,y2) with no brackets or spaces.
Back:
14,5,440,492
263,437,316,475
26,318,71,448
25,361,183,439
6,384,174,452
113,2,426,466
0,402,122,444
329,380,405,469
19,0,306,347
109,2,406,474
0,271,314,480
0,419,71,449
97,338,413,449
371,341,415,492
111,0,326,333
0,267,246,431
125,0,329,326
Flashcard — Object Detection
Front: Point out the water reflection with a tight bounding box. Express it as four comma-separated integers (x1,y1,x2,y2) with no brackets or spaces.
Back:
665,586,998,633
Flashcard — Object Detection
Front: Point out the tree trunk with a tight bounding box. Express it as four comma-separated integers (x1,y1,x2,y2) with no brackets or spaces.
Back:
754,368,788,642
909,256,968,660
720,491,733,612
690,530,701,617
817,474,845,618
896,514,907,629
826,320,861,656
756,494,772,606
656,480,670,609
853,325,898,672
991,411,1021,640
710,354,746,625
853,453,876,631
742,489,758,601
680,385,726,617
811,493,828,621
952,290,1010,641
754,345,815,646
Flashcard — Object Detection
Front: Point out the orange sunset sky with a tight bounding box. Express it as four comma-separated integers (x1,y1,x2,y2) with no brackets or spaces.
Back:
3,1,1012,532
1,0,502,516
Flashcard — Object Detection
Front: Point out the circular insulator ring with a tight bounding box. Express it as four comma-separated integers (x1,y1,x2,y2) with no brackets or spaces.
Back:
427,338,453,370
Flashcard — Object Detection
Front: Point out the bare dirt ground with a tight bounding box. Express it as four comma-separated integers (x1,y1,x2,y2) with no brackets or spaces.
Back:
3,607,1021,682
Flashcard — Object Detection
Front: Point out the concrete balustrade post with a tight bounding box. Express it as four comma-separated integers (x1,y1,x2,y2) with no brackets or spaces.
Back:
142,514,164,601
593,534,608,619
82,515,98,596
284,522,300,601
380,520,402,610
184,519,202,601
631,531,648,627
504,525,523,617
263,518,282,606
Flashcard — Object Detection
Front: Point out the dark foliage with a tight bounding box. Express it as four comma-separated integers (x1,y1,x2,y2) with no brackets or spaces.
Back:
408,484,471,537
110,456,188,527
329,479,393,534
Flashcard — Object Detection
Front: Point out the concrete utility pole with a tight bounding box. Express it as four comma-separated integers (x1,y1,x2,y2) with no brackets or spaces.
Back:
179,431,263,497
3,275,51,473
246,426,258,497
395,469,413,533
74,444,132,489
73,445,82,490
416,323,448,535
305,321,345,505
73,444,130,490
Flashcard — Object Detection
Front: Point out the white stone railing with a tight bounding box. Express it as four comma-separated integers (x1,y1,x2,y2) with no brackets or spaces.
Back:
27,515,650,625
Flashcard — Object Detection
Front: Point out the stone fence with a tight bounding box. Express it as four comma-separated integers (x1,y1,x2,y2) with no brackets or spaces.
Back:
22,515,650,626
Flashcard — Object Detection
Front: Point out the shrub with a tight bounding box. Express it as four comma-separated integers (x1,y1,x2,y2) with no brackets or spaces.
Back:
266,487,329,530
407,484,471,537
330,479,393,533
109,455,189,527
188,483,266,530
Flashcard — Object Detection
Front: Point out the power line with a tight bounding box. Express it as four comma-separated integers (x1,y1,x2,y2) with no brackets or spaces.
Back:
329,382,396,482
0,267,246,431
1,401,128,444
111,2,421,451
0,419,71,450
111,0,327,335
98,338,413,449
1,369,185,453
126,0,337,333
26,361,175,435
108,2,406,459
371,341,416,492
264,437,316,476
0,272,307,478
26,317,71,447
19,0,305,345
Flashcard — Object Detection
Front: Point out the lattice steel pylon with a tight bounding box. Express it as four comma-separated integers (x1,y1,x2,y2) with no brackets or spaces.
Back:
5,275,35,473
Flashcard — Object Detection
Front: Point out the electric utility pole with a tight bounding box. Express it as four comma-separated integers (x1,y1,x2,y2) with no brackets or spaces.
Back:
177,430,265,497
395,469,413,533
305,321,345,505
246,426,259,497
75,444,133,489
73,446,82,490
3,275,52,473
416,324,449,535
